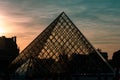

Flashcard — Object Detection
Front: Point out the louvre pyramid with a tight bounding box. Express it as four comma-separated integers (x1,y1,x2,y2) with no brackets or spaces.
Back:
9,12,113,77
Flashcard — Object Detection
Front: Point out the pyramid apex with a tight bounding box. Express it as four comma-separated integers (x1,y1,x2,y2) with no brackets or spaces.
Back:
60,11,66,15
56,12,67,20
61,11,65,14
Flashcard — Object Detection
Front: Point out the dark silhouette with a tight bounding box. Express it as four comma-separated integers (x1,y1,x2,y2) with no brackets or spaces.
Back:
112,50,120,68
112,50,120,80
97,48,108,60
69,53,88,73
0,36,19,78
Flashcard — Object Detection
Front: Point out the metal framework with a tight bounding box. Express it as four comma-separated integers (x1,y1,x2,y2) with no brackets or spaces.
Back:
8,12,114,77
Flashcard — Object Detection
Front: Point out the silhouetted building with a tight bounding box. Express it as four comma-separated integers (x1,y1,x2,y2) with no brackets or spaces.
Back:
0,36,19,74
112,50,120,80
112,50,120,68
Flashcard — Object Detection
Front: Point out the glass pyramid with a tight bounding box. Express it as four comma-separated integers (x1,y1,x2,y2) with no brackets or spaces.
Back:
9,12,114,77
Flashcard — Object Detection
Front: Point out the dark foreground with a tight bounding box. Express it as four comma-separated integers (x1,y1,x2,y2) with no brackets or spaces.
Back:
2,74,118,80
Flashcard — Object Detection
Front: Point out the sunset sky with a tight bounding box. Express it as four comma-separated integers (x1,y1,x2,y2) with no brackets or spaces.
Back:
0,0,120,59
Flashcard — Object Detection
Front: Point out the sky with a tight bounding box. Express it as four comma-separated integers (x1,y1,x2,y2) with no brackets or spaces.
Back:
0,0,120,59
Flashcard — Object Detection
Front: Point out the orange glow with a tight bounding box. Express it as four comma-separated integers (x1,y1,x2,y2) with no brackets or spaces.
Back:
0,15,13,35
0,20,6,36
0,27,5,33
0,16,7,34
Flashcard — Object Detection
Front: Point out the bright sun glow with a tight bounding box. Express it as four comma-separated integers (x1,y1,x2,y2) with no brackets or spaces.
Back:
0,16,7,34
0,16,7,36
0,27,5,33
